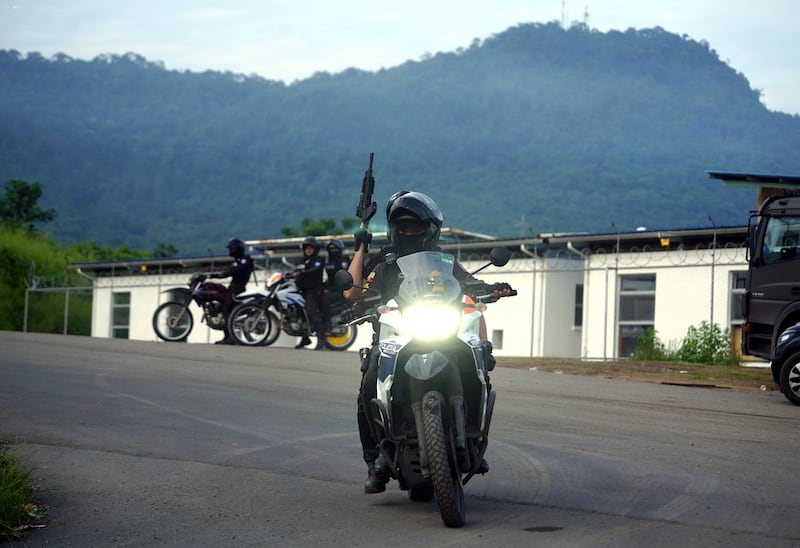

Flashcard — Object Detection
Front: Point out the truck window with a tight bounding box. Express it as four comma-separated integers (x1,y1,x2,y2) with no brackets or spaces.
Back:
762,216,800,264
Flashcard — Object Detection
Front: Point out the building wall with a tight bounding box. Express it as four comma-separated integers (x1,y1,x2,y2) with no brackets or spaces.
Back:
92,274,264,344
582,246,747,359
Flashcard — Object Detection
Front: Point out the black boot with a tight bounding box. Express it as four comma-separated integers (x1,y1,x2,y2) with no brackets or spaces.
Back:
364,455,390,494
295,336,311,349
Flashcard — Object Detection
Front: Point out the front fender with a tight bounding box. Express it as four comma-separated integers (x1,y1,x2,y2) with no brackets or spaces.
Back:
234,289,269,303
404,351,450,381
772,323,800,382
163,287,192,300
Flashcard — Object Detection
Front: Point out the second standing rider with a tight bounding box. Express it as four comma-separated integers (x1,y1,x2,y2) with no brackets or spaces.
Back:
292,236,326,350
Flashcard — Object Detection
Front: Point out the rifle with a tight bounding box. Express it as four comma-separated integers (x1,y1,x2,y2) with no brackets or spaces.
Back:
356,152,377,228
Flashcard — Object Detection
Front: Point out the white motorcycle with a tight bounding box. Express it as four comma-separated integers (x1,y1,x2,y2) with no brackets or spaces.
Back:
227,272,358,350
338,247,516,527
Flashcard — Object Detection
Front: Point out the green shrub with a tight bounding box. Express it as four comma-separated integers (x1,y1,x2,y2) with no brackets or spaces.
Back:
632,327,672,361
673,321,737,365
0,446,38,540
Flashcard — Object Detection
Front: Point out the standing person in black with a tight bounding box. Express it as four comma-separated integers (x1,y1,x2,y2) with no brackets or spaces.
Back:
207,238,254,344
292,236,326,350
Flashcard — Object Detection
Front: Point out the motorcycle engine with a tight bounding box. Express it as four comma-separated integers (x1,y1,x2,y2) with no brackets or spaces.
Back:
204,302,225,328
287,305,303,331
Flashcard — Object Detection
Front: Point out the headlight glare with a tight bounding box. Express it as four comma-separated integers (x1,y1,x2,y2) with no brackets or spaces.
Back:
404,305,461,340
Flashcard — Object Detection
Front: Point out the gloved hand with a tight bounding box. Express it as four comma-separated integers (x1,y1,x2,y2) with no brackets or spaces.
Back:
490,282,513,296
489,282,511,297
353,228,372,251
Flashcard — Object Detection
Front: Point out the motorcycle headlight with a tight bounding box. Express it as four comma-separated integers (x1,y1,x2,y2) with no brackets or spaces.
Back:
403,304,461,340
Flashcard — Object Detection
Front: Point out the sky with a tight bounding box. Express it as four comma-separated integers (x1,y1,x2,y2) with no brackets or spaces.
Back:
1,0,797,115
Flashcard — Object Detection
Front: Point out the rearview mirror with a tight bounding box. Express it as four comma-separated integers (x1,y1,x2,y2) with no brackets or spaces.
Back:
334,269,354,291
489,247,511,267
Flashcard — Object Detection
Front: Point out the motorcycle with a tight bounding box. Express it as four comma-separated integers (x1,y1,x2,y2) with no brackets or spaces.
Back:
338,247,516,527
152,273,228,342
227,272,358,350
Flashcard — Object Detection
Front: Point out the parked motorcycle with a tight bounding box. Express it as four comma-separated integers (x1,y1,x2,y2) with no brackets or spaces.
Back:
227,272,358,350
339,247,516,527
152,273,228,342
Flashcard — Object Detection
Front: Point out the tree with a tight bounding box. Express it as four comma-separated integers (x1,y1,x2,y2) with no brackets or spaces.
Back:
153,242,179,257
0,180,56,232
281,217,358,237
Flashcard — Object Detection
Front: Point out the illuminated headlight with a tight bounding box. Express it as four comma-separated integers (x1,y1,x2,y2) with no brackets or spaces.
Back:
778,330,795,345
404,305,461,340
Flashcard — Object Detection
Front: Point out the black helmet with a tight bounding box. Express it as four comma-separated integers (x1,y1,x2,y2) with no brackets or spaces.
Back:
301,236,321,254
326,239,344,254
385,189,410,220
226,238,246,258
387,191,443,254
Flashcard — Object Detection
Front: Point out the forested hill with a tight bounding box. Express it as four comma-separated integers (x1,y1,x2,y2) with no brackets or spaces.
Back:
2,22,800,256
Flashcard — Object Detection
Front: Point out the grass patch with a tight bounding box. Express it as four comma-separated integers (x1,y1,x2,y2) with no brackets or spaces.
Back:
0,446,45,540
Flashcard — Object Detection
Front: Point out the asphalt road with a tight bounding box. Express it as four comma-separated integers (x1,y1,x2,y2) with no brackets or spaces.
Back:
1,331,798,547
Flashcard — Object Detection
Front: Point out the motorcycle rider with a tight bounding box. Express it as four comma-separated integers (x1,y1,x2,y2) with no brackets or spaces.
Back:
343,191,512,494
207,238,255,344
292,236,326,350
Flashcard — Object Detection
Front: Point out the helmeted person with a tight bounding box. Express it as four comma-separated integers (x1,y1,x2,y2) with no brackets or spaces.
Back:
325,239,349,286
207,238,255,344
292,236,326,350
321,238,350,328
343,191,511,493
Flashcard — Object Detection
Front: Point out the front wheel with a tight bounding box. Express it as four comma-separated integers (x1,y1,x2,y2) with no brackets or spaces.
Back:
228,303,279,346
324,324,358,351
422,391,465,528
152,301,194,342
778,352,800,406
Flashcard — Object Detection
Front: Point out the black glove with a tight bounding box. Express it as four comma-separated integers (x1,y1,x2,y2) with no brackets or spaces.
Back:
354,228,372,251
490,282,512,295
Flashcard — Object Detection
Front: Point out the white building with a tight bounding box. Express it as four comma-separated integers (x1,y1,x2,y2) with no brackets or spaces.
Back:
69,225,750,360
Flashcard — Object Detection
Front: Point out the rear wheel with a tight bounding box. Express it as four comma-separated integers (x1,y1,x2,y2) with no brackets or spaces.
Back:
152,301,193,342
778,352,800,406
324,324,358,351
228,303,278,346
422,391,465,528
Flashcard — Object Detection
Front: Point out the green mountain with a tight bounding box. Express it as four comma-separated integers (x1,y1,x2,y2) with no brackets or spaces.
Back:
2,22,799,255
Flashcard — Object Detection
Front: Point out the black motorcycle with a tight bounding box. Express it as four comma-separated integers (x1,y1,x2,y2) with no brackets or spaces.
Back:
152,273,228,342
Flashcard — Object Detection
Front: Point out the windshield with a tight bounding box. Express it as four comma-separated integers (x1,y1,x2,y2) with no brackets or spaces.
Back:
395,251,462,305
761,215,800,264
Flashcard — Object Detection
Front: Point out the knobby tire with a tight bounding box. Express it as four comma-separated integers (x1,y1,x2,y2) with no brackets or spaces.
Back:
422,391,465,527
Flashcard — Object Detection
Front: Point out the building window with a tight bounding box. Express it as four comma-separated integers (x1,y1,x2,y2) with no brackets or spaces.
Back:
112,292,130,339
618,274,656,357
574,284,584,327
491,329,503,350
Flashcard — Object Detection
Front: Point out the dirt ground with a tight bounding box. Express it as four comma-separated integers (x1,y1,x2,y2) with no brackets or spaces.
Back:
497,357,777,395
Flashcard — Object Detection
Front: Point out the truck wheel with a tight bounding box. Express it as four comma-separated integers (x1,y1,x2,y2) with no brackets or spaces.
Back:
778,352,800,406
